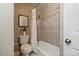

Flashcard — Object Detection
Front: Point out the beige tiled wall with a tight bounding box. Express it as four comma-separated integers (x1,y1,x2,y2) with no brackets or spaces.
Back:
36,3,60,47
14,3,33,52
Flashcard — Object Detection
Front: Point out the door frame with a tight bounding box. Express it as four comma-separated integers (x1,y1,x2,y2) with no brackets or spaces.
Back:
60,3,63,56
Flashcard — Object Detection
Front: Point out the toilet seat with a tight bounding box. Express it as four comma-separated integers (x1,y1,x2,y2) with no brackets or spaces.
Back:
21,44,32,54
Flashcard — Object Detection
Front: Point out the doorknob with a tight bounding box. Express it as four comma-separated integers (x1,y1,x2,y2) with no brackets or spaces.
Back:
65,38,71,44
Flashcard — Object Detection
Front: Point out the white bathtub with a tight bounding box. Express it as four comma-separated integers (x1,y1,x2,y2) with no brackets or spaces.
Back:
34,41,60,56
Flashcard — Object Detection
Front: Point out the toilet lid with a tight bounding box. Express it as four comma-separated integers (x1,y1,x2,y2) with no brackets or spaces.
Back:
21,44,32,53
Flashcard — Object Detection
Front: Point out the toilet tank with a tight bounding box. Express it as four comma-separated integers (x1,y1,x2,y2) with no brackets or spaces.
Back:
20,35,29,44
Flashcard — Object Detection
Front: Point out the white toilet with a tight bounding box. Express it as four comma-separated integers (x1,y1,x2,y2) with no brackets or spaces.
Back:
20,35,32,56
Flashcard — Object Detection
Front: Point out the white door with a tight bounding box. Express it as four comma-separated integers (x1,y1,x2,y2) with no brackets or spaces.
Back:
63,3,79,56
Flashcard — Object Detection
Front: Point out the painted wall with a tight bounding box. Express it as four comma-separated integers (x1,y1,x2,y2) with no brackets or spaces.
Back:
0,3,14,56
36,3,60,47
14,4,33,53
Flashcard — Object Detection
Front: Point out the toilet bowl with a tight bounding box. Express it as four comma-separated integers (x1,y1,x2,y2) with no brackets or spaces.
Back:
20,35,32,56
21,44,32,56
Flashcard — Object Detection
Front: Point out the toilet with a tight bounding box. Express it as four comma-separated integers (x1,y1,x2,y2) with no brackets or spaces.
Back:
20,35,32,56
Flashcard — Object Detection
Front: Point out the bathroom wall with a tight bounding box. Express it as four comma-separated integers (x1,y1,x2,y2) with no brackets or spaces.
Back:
36,3,60,47
0,3,14,56
14,3,33,53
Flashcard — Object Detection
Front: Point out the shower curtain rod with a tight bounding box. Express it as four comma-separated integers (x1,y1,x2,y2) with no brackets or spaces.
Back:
32,3,40,9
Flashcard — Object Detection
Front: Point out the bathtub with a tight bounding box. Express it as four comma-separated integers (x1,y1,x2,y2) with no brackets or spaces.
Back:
34,41,60,56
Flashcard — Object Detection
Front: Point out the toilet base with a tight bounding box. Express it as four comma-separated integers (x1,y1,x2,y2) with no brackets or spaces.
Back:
23,53,29,56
